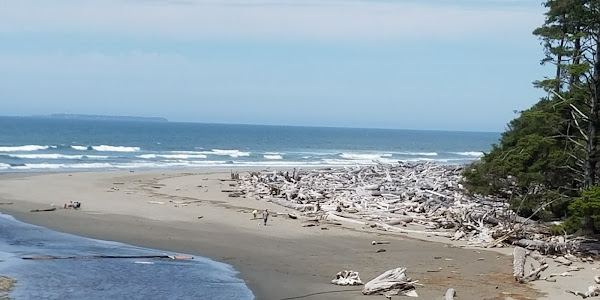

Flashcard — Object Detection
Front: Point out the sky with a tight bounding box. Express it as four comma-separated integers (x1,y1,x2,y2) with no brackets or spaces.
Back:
0,0,551,132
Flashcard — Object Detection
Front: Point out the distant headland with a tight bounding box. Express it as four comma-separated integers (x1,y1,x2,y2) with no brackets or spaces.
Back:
32,114,169,122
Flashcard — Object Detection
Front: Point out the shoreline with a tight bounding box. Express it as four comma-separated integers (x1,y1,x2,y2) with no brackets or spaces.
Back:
0,169,540,299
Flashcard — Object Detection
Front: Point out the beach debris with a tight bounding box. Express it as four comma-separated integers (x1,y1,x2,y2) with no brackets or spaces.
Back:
287,213,298,219
0,202,13,205
147,201,165,205
566,286,600,298
331,270,363,286
444,288,456,300
376,249,386,253
549,272,573,277
372,241,391,245
231,163,600,260
555,256,573,266
362,267,418,297
30,208,57,212
197,216,204,219
513,246,549,283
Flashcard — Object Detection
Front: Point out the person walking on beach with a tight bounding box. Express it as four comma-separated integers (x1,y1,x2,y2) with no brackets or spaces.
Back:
262,209,269,226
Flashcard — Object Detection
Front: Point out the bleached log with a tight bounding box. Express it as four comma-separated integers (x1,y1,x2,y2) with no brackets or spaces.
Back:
376,223,453,238
324,213,365,225
331,270,363,286
385,216,414,225
266,198,313,211
566,286,600,298
444,288,456,300
514,239,568,254
362,267,418,297
513,246,526,280
519,264,548,283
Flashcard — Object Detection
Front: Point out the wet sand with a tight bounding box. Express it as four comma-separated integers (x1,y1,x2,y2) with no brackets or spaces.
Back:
0,170,540,299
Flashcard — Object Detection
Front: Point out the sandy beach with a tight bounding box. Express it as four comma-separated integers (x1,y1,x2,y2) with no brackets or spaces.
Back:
0,169,560,299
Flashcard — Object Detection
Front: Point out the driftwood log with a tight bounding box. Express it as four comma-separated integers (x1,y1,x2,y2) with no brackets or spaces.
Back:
513,247,527,280
331,270,363,286
30,208,57,212
362,267,418,297
444,288,456,300
566,286,600,298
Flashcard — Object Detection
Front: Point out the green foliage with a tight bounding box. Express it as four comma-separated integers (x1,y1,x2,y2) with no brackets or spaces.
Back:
462,0,600,226
553,187,600,234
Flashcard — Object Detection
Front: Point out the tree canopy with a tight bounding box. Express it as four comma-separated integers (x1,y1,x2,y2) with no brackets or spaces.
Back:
462,0,600,233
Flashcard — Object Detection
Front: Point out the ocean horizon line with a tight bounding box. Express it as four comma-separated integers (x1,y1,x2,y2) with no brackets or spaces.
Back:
0,115,502,134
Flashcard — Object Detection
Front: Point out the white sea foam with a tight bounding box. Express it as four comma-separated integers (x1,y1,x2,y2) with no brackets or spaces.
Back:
138,154,207,159
71,145,89,151
170,149,250,158
452,151,484,157
263,154,283,160
159,154,207,159
8,154,84,160
170,151,204,154
0,145,49,152
396,152,438,156
91,145,140,152
210,149,250,158
0,163,10,169
340,153,393,160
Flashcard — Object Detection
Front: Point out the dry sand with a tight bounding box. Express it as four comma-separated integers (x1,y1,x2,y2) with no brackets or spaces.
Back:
0,169,578,299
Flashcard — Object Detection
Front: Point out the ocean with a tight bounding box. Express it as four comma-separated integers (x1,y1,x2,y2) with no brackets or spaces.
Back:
0,213,254,300
0,117,499,171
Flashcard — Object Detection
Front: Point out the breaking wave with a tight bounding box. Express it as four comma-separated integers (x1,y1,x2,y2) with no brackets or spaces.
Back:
452,151,484,157
138,154,208,159
205,149,250,158
71,145,89,151
396,152,438,156
263,154,283,160
340,153,393,160
91,145,140,152
5,154,107,160
0,145,49,152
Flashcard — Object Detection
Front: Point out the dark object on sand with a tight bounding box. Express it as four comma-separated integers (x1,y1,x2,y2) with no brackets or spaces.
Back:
376,249,387,253
30,208,57,212
0,202,13,205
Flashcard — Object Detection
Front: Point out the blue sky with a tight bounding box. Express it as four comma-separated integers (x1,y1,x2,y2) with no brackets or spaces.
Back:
0,0,550,131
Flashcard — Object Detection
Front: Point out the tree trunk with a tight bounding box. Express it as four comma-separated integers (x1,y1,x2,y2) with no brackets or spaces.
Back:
585,32,600,189
556,38,564,93
569,37,581,89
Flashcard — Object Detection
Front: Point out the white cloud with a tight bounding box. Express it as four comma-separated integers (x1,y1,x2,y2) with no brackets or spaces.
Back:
0,0,543,41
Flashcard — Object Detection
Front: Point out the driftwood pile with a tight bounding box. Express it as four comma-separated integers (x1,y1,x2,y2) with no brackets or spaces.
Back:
230,163,599,256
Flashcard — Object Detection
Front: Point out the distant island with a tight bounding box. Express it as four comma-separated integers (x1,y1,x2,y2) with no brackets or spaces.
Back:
33,114,169,123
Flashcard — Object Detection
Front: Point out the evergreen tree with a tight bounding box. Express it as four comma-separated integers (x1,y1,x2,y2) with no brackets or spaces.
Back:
462,0,600,231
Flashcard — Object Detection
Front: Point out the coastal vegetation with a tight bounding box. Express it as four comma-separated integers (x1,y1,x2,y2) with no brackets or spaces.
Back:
462,0,600,233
